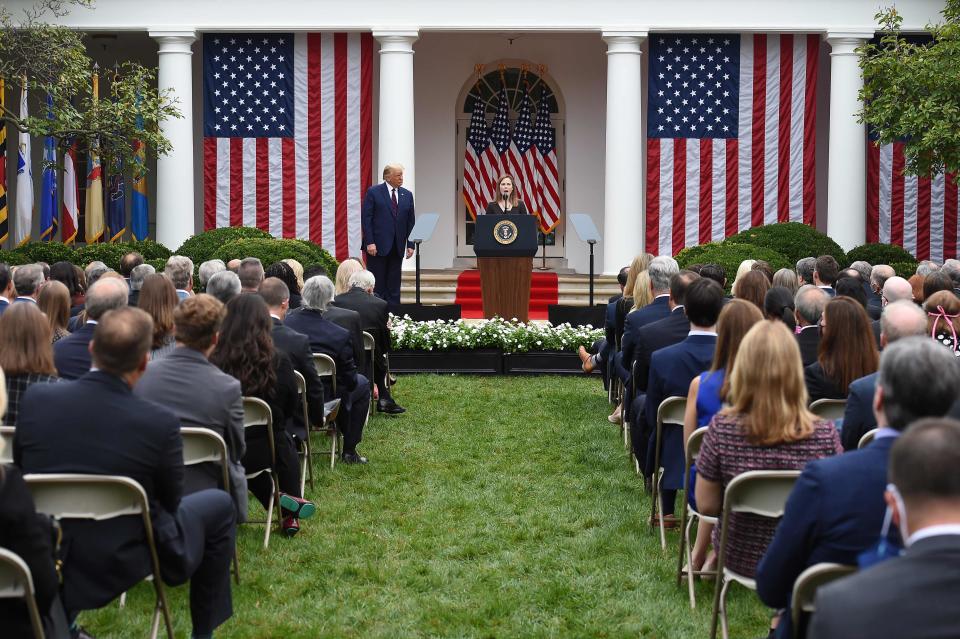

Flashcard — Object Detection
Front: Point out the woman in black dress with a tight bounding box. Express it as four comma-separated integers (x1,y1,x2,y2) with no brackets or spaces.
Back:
484,174,529,216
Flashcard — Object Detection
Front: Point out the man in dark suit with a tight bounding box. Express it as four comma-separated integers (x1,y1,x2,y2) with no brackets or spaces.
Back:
578,266,629,376
842,301,928,451
12,263,43,304
757,337,960,638
809,417,960,638
866,264,894,320
813,254,839,297
362,163,415,305
259,277,326,436
0,262,14,315
15,307,236,638
332,269,406,414
793,284,828,367
615,256,680,384
54,277,129,379
285,275,372,464
642,278,724,524
128,263,155,307
319,298,366,383
135,294,249,521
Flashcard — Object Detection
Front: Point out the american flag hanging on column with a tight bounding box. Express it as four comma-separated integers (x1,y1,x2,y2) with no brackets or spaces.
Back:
508,91,539,213
485,88,512,191
462,98,491,220
534,88,561,233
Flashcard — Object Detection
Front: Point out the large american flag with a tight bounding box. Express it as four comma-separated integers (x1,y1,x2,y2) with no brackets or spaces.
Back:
507,93,539,214
462,100,491,220
534,88,561,233
867,142,959,262
646,34,819,256
202,33,373,261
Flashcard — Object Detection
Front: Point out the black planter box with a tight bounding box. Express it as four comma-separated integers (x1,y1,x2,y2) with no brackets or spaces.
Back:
390,349,503,374
503,351,588,375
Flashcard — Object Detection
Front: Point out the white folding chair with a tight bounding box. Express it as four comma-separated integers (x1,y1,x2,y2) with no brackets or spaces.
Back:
650,396,687,550
292,371,314,493
676,426,718,608
0,426,14,464
312,353,342,469
790,562,856,638
361,331,375,426
0,547,46,639
709,470,802,639
180,427,240,584
242,397,283,548
809,398,847,425
24,473,174,639
858,428,878,449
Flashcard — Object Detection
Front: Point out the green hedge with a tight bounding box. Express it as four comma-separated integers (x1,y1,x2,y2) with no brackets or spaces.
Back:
724,222,847,266
847,243,918,268
891,261,920,279
676,242,792,290
674,241,727,266
210,238,338,275
175,226,272,264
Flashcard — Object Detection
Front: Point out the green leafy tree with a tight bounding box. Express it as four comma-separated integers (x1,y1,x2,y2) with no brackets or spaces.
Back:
859,1,960,176
0,0,179,178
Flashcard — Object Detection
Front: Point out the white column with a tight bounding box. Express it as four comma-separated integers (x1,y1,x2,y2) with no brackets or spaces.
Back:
602,31,647,274
150,30,197,250
826,32,872,252
372,30,418,194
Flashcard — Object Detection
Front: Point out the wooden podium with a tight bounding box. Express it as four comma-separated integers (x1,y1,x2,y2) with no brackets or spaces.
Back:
473,215,539,322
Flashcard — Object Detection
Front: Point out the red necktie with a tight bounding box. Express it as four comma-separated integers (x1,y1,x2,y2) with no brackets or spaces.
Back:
391,188,398,218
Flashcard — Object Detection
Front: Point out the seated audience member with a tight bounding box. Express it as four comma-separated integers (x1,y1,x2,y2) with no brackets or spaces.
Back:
682,299,763,571
695,321,842,590
916,259,941,277
941,258,960,297
258,278,326,436
834,275,868,308
119,251,144,283
135,294,248,521
54,277,128,380
334,258,365,297
164,255,194,301
813,255,839,296
333,269,405,414
882,275,914,308
285,276,372,463
198,259,227,292
226,258,241,273
923,271,955,303
764,286,796,331
772,268,799,295
616,269,657,384
310,281,367,388
49,260,85,316
759,337,960,638
12,263,44,304
302,264,328,281
578,265,631,374
924,290,960,355
733,270,769,312
138,274,179,360
211,295,315,536
39,279,72,343
265,262,303,309
83,261,109,288
15,307,236,638
698,263,726,289
751,259,774,283
732,259,756,289
206,270,241,305
908,273,925,305
282,258,305,291
0,304,61,425
805,297,879,402
809,417,960,638
841,301,928,451
237,257,265,293
796,257,816,287
128,263,155,307
867,264,895,320
643,278,724,526
0,263,14,316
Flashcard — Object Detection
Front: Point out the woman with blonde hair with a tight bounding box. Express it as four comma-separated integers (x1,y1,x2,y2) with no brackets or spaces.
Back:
484,174,529,216
623,253,654,303
38,279,72,343
772,268,799,294
334,258,364,296
138,274,179,360
630,270,654,312
282,258,305,290
0,304,60,425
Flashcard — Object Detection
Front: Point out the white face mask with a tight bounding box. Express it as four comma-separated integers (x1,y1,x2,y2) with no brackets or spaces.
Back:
887,483,912,546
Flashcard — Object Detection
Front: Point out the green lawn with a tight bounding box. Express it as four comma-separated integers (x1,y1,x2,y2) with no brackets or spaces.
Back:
84,375,769,638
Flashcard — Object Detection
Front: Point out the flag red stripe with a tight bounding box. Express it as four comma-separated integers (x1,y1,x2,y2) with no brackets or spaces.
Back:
725,139,739,237
673,139,687,255
916,176,932,261
777,34,793,223
203,138,217,231
945,173,958,260
229,138,243,227
891,144,906,247
699,138,713,245
803,34,818,225
256,138,270,231
866,142,880,243
646,138,661,254
282,137,296,238
360,33,373,231
751,34,767,228
333,33,349,259
307,33,323,243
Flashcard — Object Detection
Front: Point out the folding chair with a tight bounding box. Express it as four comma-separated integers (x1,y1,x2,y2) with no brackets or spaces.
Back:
809,398,847,425
292,371,314,493
650,396,687,550
241,397,283,549
709,470,802,639
312,353,343,469
180,427,241,584
858,428,878,449
24,473,175,639
676,426,718,608
361,332,375,426
0,547,45,639
0,426,14,464
789,562,856,638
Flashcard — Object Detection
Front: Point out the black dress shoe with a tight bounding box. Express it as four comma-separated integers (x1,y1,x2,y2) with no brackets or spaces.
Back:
388,374,398,386
377,399,406,414
341,452,368,464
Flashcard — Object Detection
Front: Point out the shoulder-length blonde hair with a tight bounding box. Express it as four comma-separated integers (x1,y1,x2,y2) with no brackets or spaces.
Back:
623,253,653,299
495,174,520,208
335,258,364,295
0,303,56,376
631,271,654,312
724,320,815,445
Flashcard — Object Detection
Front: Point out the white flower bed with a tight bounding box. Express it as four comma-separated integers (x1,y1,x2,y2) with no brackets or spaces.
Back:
390,315,603,354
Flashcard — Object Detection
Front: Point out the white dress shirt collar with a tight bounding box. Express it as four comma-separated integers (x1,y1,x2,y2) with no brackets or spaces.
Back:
908,524,960,546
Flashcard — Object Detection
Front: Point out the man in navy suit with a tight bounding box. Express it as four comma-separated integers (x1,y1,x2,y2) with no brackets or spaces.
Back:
54,277,129,379
793,285,827,367
642,278,723,524
15,307,236,638
615,256,679,384
813,254,839,297
12,263,43,304
362,163,415,305
0,262,15,315
756,337,960,638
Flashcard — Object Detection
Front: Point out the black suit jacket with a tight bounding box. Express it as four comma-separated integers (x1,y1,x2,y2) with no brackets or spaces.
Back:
283,308,358,398
871,318,882,350
53,322,97,380
332,288,391,367
14,371,184,611
804,361,845,402
795,325,820,367
318,305,365,372
632,308,691,394
271,317,324,435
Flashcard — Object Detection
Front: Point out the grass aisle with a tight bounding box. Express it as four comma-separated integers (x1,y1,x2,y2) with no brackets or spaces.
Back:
86,375,768,638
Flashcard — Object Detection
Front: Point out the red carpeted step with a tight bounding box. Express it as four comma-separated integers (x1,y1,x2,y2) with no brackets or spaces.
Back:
455,270,558,320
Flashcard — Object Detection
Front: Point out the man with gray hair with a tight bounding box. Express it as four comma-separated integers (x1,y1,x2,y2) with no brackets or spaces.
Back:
165,255,195,300
12,263,44,304
794,284,828,366
198,259,227,291
237,257,264,293
941,258,960,297
362,163,416,305
796,256,816,286
757,336,960,638
842,300,929,450
128,263,156,307
206,270,241,305
54,276,129,379
917,260,940,277
84,260,109,287
867,264,895,320
285,276,372,463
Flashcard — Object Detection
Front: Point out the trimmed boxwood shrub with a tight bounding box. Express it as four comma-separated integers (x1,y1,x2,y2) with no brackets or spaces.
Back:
891,261,920,278
176,227,273,264
209,238,338,274
145,257,169,273
677,242,792,290
673,242,727,265
846,243,918,268
73,243,134,271
725,222,847,266
14,242,75,265
286,239,340,277
125,239,173,262
0,249,31,266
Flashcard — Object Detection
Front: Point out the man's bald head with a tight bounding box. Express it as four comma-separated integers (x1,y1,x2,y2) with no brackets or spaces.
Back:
85,276,129,320
883,276,914,304
870,264,895,292
880,300,927,347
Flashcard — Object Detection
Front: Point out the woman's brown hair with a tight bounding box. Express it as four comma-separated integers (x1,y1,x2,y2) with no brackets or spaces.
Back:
38,280,70,334
712,299,764,398
495,174,520,208
733,269,770,312
924,291,960,348
818,296,879,394
138,274,179,350
0,303,56,376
